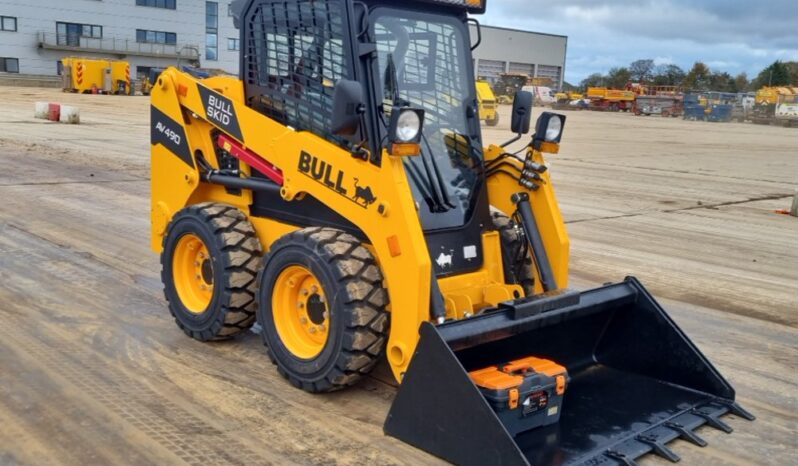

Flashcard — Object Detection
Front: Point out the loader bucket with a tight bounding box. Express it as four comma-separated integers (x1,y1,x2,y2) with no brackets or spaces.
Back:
384,277,753,466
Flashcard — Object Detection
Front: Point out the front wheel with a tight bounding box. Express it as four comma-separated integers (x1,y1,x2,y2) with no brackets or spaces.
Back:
258,228,389,393
161,203,262,341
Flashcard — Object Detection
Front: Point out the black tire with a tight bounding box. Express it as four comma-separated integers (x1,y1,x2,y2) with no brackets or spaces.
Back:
491,210,535,297
486,114,500,127
257,228,389,393
161,203,261,341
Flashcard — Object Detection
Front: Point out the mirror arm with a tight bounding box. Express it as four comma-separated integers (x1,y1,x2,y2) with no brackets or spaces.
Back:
468,18,482,51
500,134,522,149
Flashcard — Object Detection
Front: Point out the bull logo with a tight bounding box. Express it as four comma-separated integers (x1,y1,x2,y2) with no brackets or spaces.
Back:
352,179,377,207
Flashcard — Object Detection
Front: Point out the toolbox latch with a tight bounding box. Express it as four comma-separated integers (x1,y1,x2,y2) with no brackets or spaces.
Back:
508,388,519,409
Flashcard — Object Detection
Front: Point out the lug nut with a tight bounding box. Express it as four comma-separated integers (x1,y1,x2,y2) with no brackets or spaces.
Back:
310,285,318,294
300,317,308,324
319,324,326,332
309,327,317,334
301,289,309,296
298,302,305,309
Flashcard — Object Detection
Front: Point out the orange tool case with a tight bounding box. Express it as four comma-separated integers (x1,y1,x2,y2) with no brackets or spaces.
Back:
469,357,568,436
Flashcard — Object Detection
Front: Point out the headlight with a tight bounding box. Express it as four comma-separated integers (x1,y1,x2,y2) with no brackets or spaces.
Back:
534,112,566,144
545,116,562,141
389,108,425,144
396,110,421,142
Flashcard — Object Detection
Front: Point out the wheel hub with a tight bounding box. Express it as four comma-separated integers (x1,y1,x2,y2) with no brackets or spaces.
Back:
173,233,214,314
272,265,330,359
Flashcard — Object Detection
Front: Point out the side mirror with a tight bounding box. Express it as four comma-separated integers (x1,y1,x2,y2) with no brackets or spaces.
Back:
511,91,534,134
331,80,365,136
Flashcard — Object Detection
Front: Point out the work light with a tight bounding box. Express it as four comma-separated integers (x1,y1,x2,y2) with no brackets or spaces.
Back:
535,112,566,143
390,108,425,143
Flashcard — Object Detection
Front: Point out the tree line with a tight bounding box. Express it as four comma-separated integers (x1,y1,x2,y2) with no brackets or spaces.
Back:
575,59,798,93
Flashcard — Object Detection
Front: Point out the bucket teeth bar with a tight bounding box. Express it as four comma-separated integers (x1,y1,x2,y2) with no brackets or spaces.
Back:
583,399,753,466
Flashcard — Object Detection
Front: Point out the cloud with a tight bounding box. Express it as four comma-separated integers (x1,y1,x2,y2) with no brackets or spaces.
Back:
478,0,797,83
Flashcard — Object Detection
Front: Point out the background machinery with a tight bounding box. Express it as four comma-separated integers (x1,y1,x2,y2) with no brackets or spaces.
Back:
476,79,500,126
775,93,798,127
60,57,131,95
751,86,798,124
585,87,636,111
149,0,753,464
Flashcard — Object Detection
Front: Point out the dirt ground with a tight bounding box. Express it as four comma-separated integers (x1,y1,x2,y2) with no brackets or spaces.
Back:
0,87,796,466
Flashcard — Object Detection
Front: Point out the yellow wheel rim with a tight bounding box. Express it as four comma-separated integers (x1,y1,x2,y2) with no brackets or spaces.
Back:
172,233,214,314
272,265,330,359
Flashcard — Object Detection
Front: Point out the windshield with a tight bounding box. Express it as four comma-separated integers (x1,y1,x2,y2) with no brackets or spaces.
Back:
373,9,481,230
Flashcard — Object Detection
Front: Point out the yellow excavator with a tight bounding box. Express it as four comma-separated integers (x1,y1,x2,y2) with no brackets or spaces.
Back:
149,1,752,464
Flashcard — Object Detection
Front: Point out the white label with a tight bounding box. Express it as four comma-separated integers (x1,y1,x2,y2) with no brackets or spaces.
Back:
548,406,559,416
463,245,477,260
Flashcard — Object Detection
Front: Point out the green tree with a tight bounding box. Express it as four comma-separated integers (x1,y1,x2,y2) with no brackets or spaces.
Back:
754,60,791,88
652,64,686,86
629,59,655,83
683,62,712,90
733,73,750,92
783,62,798,85
709,71,734,92
606,67,632,89
580,73,605,90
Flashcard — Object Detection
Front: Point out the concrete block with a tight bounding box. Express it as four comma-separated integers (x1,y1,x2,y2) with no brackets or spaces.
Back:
59,105,80,124
34,101,49,119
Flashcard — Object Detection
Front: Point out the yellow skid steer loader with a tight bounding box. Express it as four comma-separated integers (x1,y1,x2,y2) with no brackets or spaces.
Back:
149,0,753,464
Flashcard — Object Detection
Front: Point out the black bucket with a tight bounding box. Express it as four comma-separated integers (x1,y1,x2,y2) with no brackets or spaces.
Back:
384,277,754,466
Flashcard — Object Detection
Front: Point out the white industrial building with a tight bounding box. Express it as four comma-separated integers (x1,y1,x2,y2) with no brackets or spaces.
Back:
470,24,567,89
0,2,567,89
0,0,239,80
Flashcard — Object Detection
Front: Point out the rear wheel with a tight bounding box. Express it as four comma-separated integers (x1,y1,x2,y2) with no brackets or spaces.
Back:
161,203,261,341
258,228,389,392
491,211,535,296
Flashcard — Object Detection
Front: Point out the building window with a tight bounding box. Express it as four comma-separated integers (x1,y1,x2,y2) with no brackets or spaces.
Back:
136,0,176,9
136,29,177,45
56,22,102,46
0,57,19,73
206,1,218,61
1,16,17,32
227,38,239,51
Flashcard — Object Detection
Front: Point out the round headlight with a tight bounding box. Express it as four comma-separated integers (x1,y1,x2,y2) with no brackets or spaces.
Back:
396,110,422,142
545,116,562,141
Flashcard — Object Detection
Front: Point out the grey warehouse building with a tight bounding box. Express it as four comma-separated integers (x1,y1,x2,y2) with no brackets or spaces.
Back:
0,1,566,90
470,24,567,90
0,0,239,80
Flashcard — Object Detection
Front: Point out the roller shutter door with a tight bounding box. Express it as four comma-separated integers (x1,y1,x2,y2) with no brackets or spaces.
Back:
508,62,535,76
536,65,561,84
477,59,505,83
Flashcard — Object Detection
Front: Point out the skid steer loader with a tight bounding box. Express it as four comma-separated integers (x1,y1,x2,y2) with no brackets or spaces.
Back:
150,0,753,464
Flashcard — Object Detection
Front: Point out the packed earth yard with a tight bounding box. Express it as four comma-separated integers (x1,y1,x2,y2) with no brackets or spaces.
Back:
0,86,796,466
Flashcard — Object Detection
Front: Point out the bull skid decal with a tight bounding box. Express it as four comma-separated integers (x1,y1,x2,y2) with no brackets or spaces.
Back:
298,152,377,209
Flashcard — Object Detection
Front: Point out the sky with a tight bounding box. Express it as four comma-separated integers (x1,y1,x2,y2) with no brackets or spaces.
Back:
479,0,798,84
